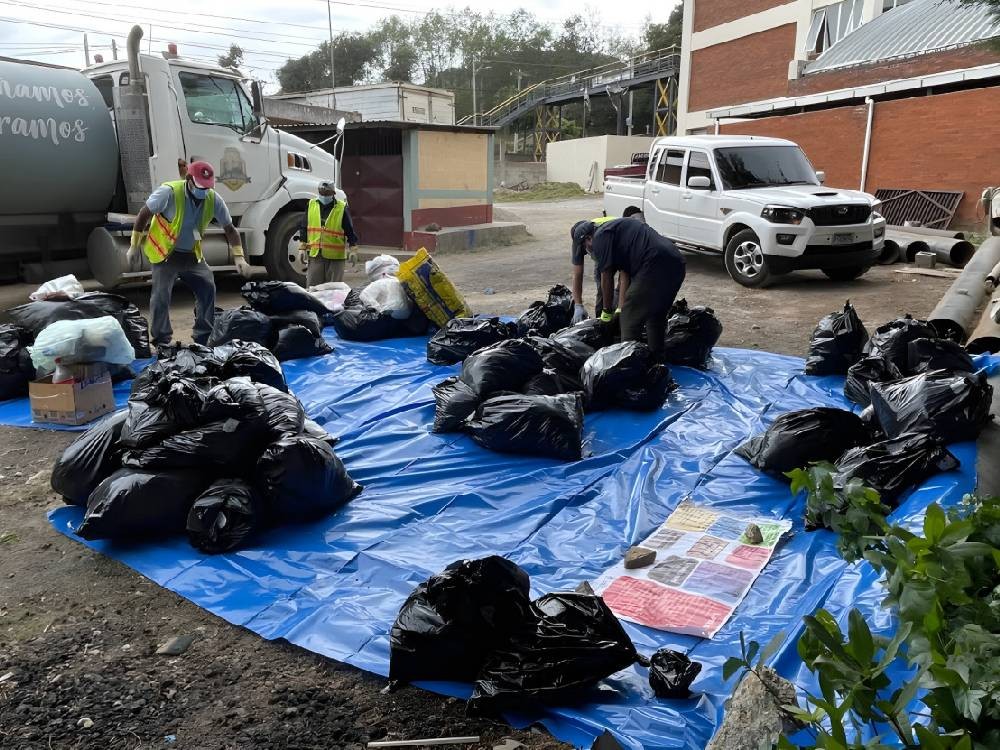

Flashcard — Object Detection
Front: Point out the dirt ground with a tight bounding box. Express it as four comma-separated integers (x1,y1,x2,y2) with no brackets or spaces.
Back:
0,195,954,750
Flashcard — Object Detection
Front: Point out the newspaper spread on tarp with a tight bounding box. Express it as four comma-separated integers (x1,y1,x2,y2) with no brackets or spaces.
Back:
595,501,792,638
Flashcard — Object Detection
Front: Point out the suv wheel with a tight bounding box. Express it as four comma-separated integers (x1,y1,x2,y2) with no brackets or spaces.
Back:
822,265,870,282
725,229,772,288
264,211,307,285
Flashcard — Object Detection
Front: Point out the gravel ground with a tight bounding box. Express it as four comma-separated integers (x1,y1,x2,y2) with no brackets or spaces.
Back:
0,196,954,749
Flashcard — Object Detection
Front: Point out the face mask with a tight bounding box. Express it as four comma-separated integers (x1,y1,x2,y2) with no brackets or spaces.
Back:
317,195,334,205
188,183,208,200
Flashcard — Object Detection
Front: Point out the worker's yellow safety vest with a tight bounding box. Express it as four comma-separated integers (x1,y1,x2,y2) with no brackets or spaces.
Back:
592,215,615,227
306,199,347,260
143,180,216,264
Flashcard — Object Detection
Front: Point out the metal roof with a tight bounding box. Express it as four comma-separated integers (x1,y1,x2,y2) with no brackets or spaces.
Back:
806,0,1000,74
284,120,496,135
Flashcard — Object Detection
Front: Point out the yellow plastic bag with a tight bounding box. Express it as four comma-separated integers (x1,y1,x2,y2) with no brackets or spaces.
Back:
397,248,472,328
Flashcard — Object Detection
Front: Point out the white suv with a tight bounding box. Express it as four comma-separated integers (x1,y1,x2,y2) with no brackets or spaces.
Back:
604,135,886,287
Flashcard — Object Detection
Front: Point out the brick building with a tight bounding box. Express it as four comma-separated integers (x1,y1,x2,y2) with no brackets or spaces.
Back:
677,0,1000,227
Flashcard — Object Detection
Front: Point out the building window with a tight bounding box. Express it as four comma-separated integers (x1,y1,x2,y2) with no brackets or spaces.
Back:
882,0,914,10
806,0,864,56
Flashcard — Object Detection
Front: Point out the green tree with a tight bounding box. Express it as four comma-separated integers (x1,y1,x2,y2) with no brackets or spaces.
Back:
277,33,381,92
643,3,683,52
217,43,244,69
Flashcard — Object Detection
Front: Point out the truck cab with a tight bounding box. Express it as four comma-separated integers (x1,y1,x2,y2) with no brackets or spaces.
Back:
83,43,342,286
604,135,886,287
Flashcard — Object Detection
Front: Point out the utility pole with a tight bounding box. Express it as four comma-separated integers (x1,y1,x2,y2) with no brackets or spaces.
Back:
83,34,90,66
471,59,478,126
515,68,524,90
111,38,118,60
326,0,337,110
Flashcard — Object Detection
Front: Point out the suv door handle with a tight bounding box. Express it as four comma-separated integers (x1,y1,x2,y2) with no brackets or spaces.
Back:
650,188,660,194
682,193,693,200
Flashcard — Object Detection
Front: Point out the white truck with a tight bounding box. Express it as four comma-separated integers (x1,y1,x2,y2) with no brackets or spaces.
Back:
604,135,886,287
0,25,344,288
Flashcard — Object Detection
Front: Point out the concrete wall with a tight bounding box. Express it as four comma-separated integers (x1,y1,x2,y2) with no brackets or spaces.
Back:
720,86,1000,227
546,136,656,192
494,160,547,189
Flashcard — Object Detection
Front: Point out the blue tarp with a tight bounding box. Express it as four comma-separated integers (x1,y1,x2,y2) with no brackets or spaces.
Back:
37,332,988,750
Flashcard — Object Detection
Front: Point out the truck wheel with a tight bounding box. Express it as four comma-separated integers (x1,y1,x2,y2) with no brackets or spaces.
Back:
725,229,772,288
822,265,870,282
264,211,307,285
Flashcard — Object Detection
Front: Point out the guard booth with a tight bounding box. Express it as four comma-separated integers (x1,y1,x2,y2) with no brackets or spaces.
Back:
286,121,495,251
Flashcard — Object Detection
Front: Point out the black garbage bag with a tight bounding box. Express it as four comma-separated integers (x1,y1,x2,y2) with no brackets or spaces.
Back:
301,418,338,447
255,437,362,522
215,341,287,392
906,337,975,375
863,315,937,371
649,648,702,699
524,336,589,376
0,324,35,401
426,317,516,365
269,310,323,338
186,478,263,554
432,376,481,433
662,300,723,370
581,342,675,411
804,301,868,375
207,308,277,349
869,370,993,444
200,376,267,427
469,593,639,714
241,280,329,317
515,285,575,337
119,399,179,450
108,364,136,384
274,325,333,361
121,372,217,449
131,344,225,397
463,393,584,461
522,368,584,397
257,382,306,439
833,433,960,506
330,306,401,342
50,410,127,507
552,318,614,353
76,468,210,540
122,418,263,471
389,556,532,684
844,356,903,407
735,407,868,475
459,339,544,397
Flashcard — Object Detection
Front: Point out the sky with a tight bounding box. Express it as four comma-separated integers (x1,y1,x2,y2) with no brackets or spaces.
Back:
0,0,678,92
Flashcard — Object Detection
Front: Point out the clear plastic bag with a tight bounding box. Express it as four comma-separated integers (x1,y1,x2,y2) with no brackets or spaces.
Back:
29,316,135,372
360,278,413,320
29,274,85,301
365,254,400,281
308,282,351,312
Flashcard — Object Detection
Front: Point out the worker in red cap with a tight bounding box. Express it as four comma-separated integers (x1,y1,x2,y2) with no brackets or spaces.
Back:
129,160,251,347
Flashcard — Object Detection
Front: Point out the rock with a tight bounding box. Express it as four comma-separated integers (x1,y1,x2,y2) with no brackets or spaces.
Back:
156,635,195,656
706,666,799,750
624,546,656,569
76,717,94,729
574,580,596,596
744,524,763,545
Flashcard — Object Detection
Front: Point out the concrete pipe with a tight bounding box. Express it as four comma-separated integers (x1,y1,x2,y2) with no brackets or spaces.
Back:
966,292,1000,355
928,237,1000,342
877,239,900,265
919,237,976,268
885,231,929,262
889,224,966,240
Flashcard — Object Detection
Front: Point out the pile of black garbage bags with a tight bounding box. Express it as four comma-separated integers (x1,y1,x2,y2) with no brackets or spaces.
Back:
50,340,362,553
389,556,701,713
0,292,153,399
207,281,333,362
426,288,723,462
737,301,992,528
328,286,429,343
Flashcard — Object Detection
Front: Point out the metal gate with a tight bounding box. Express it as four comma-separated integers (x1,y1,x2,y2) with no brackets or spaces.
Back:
341,154,404,248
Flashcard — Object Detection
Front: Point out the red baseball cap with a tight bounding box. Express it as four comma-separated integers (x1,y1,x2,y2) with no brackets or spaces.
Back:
187,160,216,189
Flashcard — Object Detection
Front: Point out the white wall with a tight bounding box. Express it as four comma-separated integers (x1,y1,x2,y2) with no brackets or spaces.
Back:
546,136,656,191
279,86,457,125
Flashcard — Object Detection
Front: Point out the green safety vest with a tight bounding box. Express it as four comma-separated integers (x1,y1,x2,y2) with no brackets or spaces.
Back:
143,180,216,264
306,199,347,260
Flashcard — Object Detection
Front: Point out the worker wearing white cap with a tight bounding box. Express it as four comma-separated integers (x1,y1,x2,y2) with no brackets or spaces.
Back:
298,181,359,286
129,160,250,346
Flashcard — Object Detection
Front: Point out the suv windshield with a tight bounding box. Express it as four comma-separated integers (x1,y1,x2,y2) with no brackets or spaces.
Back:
714,146,819,190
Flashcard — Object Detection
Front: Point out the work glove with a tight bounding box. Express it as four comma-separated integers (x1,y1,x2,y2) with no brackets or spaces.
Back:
127,230,145,271
571,303,587,324
599,311,613,323
348,245,360,266
231,246,253,278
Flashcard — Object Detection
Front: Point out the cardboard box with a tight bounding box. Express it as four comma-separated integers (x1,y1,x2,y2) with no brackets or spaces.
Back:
29,374,115,426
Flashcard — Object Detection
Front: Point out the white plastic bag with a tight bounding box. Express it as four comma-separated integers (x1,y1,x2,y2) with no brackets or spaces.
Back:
365,254,400,282
29,316,135,373
29,274,85,301
308,281,351,312
360,277,412,320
